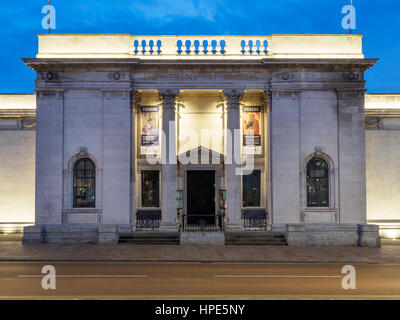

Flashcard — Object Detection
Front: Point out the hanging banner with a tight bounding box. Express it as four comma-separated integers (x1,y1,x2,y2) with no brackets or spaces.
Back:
243,106,262,155
140,106,160,155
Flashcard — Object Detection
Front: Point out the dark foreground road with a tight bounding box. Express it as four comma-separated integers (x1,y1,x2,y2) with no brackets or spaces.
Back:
1,262,400,299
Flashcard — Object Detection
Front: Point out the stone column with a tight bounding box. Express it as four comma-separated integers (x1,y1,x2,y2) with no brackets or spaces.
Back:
224,89,244,231
159,89,179,231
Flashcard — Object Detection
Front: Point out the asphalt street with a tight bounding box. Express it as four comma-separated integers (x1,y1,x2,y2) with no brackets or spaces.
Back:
1,261,400,299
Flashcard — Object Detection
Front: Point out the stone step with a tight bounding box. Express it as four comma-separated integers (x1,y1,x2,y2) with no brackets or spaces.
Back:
118,232,180,245
225,231,287,246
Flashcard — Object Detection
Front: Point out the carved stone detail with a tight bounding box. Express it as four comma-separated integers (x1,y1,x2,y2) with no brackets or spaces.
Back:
277,72,293,81
262,89,272,110
79,147,88,156
109,72,122,81
343,72,360,81
131,90,141,113
159,89,179,110
18,118,36,129
223,89,244,110
44,72,58,81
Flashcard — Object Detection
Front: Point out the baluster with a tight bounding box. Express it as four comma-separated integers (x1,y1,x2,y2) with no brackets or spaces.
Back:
202,40,208,55
263,40,268,55
240,40,246,54
149,40,154,55
157,40,162,54
177,40,183,55
141,40,147,54
220,40,226,54
248,40,253,55
184,40,191,54
256,40,261,55
133,40,139,55
211,40,217,54
194,40,200,55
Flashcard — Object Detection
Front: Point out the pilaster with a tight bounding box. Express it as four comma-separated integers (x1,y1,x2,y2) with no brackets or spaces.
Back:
224,89,244,230
159,89,179,231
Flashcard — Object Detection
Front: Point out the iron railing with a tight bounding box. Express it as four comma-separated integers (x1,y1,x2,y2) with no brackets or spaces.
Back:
180,214,224,232
242,210,268,229
136,210,161,230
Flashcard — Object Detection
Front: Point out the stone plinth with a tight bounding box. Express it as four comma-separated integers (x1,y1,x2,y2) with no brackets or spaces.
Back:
286,223,381,247
22,225,44,244
180,232,225,246
98,225,119,244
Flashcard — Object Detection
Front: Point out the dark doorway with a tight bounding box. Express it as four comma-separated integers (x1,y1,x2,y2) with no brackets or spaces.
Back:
187,170,215,225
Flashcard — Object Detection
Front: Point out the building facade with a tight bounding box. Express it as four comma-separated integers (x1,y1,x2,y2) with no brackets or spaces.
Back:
2,34,399,246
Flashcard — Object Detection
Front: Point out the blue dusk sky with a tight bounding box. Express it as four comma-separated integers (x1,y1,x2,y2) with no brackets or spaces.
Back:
0,0,399,93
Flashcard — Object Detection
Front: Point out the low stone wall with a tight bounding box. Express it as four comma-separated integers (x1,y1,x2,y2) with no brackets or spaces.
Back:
23,224,119,244
286,223,381,247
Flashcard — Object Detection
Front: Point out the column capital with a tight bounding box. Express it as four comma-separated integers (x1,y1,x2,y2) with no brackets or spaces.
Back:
262,89,272,110
131,90,141,113
159,89,179,110
223,89,244,110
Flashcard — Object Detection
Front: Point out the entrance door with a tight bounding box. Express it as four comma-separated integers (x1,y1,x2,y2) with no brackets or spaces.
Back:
187,170,215,225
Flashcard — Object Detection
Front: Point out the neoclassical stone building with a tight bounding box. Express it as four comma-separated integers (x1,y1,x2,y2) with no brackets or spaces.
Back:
1,34,399,246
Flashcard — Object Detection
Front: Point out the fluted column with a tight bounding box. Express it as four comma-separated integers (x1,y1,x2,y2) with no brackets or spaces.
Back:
159,89,179,231
224,89,244,230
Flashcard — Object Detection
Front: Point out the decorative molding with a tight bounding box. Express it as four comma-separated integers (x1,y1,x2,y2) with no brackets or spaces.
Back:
43,71,59,81
365,117,381,129
223,89,244,110
79,147,88,156
262,89,272,110
277,72,293,81
131,90,141,112
109,72,121,81
18,118,36,129
159,89,179,110
343,72,360,81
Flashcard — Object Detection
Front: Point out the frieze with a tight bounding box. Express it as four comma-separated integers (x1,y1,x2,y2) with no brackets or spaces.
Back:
138,72,262,82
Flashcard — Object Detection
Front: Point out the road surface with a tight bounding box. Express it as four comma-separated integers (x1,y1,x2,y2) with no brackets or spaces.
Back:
1,261,400,299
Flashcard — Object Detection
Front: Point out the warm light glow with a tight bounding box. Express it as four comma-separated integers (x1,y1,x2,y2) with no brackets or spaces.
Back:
0,94,36,110
380,229,400,240
365,94,400,110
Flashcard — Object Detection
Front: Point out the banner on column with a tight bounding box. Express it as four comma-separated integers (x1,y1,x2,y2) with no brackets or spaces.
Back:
242,106,262,155
140,106,160,155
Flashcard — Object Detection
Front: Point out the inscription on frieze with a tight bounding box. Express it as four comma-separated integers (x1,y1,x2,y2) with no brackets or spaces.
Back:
140,72,262,81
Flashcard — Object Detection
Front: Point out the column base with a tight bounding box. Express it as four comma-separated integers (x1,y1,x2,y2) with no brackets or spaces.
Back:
225,223,244,232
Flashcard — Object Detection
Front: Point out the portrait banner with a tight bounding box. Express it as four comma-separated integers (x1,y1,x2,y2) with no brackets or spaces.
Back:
243,106,262,155
140,106,160,155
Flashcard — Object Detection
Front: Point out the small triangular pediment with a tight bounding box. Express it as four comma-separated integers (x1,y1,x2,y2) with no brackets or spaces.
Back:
177,146,224,165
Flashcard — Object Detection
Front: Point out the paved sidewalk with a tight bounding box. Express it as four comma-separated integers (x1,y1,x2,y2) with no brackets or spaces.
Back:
1,240,400,263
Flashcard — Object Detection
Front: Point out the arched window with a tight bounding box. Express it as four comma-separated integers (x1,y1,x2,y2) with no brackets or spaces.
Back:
73,158,95,208
307,157,329,207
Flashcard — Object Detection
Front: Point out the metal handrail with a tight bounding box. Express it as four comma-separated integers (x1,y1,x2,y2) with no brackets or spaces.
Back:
180,214,225,232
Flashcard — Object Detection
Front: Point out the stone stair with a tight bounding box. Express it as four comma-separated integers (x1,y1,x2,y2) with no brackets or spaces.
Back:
118,231,180,245
225,231,287,246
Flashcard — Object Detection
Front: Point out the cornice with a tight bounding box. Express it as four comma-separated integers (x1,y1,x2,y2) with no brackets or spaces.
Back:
0,109,36,118
23,57,378,72
365,109,400,118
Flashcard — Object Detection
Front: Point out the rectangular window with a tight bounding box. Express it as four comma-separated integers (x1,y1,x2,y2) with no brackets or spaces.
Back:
141,171,160,207
243,170,261,207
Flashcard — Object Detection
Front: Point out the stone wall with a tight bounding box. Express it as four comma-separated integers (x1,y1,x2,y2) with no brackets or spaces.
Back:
366,128,400,238
0,125,35,228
